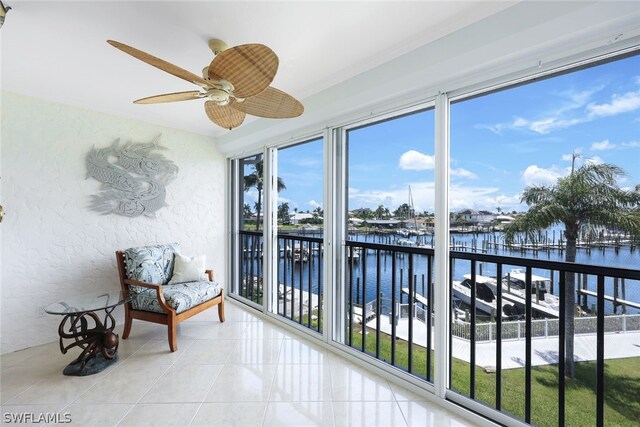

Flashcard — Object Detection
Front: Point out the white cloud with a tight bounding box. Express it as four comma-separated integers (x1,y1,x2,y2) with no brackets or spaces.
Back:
278,196,294,205
587,90,640,118
585,156,604,165
487,115,585,135
450,168,478,179
590,139,616,151
277,196,300,210
528,117,583,134
622,140,640,148
449,186,524,212
521,165,567,187
513,117,528,127
348,181,525,213
349,182,434,212
245,188,259,203
399,150,434,170
482,84,640,135
308,199,322,209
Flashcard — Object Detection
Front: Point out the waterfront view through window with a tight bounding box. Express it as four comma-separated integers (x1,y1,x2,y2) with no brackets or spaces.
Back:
231,52,640,426
345,108,437,381
448,54,640,426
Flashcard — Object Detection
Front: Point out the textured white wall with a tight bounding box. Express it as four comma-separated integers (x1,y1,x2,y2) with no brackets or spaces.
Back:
0,92,226,353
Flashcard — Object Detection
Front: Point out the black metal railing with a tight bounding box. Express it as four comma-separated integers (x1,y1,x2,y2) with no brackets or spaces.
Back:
449,251,640,427
343,239,640,426
345,240,435,383
238,230,264,305
236,230,324,334
277,233,324,334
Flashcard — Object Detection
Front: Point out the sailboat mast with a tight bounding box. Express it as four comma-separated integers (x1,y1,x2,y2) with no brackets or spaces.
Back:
408,185,418,230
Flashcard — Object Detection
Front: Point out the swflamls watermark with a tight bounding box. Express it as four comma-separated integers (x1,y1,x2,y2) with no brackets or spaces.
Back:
3,412,72,424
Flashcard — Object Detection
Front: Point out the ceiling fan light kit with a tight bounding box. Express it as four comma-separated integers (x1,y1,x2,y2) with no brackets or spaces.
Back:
108,38,303,130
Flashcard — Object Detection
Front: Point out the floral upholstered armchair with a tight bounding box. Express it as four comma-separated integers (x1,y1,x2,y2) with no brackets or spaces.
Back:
116,243,225,351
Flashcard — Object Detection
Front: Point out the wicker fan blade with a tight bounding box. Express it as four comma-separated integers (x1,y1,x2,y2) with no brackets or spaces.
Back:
205,101,246,130
231,87,304,119
134,91,205,104
108,40,210,88
208,44,278,99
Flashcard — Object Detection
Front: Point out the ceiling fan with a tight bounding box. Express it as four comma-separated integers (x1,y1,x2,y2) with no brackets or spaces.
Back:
107,38,304,130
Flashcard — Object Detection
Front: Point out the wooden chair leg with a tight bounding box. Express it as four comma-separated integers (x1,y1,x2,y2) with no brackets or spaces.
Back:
122,309,133,339
218,299,225,323
168,315,177,352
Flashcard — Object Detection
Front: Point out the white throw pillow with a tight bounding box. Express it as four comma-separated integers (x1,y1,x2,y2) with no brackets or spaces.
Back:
168,253,207,284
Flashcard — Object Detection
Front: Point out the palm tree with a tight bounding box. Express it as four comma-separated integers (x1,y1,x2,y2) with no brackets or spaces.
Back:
244,160,286,230
504,155,640,377
278,202,290,224
243,203,253,219
374,204,388,220
394,203,412,220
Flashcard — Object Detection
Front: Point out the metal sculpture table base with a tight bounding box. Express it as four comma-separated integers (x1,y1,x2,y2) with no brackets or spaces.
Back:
57,306,120,376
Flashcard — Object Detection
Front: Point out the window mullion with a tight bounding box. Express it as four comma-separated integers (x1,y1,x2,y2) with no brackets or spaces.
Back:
434,92,451,398
263,147,279,315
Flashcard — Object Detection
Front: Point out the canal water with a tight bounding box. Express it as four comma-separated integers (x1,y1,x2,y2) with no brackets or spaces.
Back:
266,230,640,315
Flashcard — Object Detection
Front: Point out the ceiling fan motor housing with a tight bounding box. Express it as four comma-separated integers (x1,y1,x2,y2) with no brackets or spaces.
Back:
207,88,229,103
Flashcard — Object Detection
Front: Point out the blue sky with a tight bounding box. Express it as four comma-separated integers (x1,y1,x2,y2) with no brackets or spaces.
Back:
253,54,639,214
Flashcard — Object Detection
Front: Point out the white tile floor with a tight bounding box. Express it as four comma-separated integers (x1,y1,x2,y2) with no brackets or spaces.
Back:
1,300,477,427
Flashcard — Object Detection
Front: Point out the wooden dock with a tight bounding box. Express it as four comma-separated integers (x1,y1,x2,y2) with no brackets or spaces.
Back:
577,289,640,310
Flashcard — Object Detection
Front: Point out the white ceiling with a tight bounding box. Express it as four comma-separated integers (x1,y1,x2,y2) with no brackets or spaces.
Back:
1,1,517,137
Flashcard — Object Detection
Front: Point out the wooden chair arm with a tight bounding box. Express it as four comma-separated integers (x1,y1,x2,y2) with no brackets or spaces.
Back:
123,279,174,314
205,270,214,281
124,278,161,290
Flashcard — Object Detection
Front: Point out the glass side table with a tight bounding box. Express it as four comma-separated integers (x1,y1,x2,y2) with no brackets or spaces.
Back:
45,291,130,376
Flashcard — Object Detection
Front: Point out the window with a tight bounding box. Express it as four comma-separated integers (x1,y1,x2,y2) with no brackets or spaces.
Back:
274,138,325,333
343,108,437,381
449,53,640,425
232,153,265,306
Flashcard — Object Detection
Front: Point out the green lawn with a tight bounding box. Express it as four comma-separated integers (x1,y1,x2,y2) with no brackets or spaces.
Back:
349,324,640,427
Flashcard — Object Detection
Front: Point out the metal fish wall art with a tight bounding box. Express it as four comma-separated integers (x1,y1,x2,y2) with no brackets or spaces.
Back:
86,136,178,217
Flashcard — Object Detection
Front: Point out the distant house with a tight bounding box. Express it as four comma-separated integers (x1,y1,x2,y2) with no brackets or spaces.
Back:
495,214,515,224
362,219,406,229
289,212,315,225
456,209,478,223
415,217,434,228
477,210,496,223
456,209,496,225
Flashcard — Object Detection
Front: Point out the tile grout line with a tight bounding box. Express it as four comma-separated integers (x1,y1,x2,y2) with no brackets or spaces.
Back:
113,340,180,426
389,378,411,427
114,368,170,425
260,319,284,427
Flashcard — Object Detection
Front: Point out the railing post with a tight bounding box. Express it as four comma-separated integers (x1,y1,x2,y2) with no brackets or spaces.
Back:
545,318,548,338
597,275,605,427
